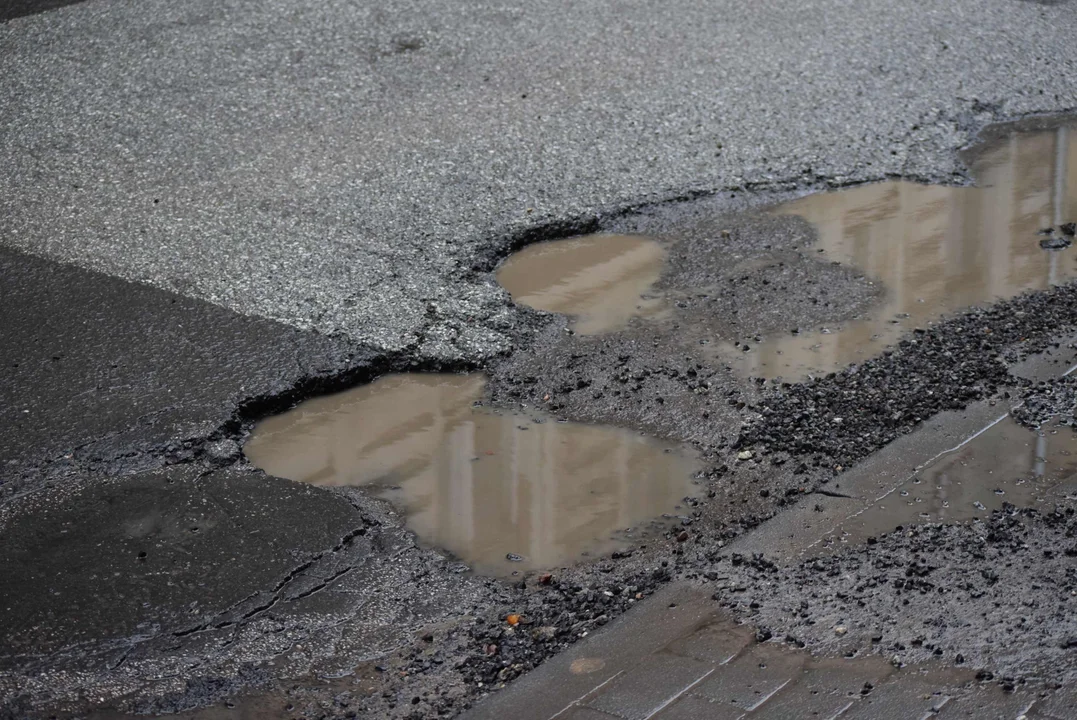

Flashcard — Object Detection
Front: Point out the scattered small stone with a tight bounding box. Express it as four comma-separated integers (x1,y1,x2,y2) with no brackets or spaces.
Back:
1040,234,1072,250
204,438,241,466
737,450,754,461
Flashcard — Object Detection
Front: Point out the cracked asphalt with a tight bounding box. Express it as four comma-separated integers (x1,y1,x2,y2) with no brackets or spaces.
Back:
3,0,1077,357
4,0,1077,718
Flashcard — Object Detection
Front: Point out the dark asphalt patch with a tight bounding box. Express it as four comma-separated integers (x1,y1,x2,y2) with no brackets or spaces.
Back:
0,245,401,500
0,247,505,717
0,465,360,661
0,0,89,23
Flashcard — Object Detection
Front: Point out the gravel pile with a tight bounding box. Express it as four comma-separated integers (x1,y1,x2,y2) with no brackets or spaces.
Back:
1013,375,1077,429
711,501,1077,691
736,283,1077,470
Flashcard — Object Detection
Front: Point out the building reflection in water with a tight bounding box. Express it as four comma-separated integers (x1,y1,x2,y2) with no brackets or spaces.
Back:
736,125,1077,378
826,417,1077,550
244,374,699,576
496,234,668,334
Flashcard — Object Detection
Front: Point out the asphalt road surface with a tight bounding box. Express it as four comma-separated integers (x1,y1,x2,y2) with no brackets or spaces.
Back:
3,0,1076,357
3,0,1077,718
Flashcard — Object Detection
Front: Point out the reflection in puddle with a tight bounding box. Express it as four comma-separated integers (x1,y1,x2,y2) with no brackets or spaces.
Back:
244,374,699,576
737,125,1077,378
824,417,1077,550
496,234,667,334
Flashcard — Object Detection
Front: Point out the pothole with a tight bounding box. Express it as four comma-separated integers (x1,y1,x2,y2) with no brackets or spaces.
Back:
733,124,1077,378
244,373,700,576
496,233,667,334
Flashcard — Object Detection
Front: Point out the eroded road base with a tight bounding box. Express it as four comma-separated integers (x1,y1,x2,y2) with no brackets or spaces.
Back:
6,117,1077,719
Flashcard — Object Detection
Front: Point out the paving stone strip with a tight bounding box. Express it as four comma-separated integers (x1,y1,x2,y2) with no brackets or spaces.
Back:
464,342,1077,720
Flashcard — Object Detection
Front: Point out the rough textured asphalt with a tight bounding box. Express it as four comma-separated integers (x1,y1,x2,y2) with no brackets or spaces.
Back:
5,0,1077,718
9,118,1077,717
2,0,1077,358
0,246,517,718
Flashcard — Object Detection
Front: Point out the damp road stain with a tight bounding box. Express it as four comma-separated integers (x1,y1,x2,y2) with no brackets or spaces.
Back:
732,125,1077,379
822,416,1077,552
496,233,667,334
244,373,699,576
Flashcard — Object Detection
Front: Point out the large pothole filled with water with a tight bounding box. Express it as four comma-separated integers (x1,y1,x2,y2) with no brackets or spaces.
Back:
496,125,1077,381
244,373,700,576
732,125,1077,378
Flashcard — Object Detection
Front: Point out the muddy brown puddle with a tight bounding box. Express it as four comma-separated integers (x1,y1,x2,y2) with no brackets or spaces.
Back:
496,127,1077,379
819,416,1077,553
244,373,699,576
496,233,667,334
735,125,1077,378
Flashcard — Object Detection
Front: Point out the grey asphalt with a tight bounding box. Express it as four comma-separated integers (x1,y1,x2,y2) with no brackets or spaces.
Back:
4,1,1077,717
0,245,357,489
0,246,503,717
2,0,1076,361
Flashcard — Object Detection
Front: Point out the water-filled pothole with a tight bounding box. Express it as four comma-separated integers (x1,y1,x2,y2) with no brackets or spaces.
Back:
822,415,1077,552
496,233,667,334
244,373,699,576
735,124,1077,378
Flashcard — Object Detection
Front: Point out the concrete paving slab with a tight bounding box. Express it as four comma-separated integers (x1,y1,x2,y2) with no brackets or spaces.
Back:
692,643,806,712
652,693,744,720
663,617,755,665
462,583,722,720
726,397,1018,563
839,672,955,720
1028,686,1077,719
746,657,892,719
934,687,1037,719
557,707,622,720
583,652,715,720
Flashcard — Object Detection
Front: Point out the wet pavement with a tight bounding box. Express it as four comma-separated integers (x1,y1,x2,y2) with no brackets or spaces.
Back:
7,93,1077,717
460,582,1040,720
245,373,699,576
497,125,1077,381
816,415,1077,551
463,389,1077,720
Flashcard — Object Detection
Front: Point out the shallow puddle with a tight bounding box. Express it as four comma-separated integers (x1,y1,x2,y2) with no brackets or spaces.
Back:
824,416,1077,550
496,233,667,334
734,125,1077,378
244,374,699,576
